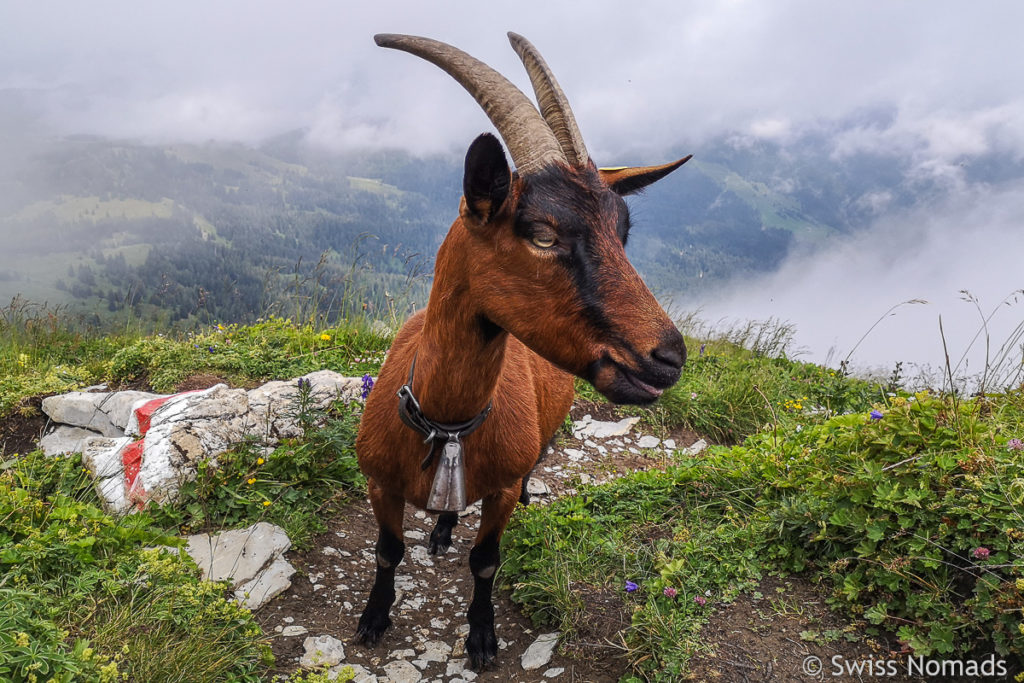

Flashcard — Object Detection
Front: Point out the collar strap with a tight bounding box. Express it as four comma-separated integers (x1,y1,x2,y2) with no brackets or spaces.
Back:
396,353,493,470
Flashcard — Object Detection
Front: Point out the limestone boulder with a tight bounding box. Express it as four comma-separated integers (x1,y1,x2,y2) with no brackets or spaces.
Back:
135,384,250,504
185,522,295,611
39,425,102,456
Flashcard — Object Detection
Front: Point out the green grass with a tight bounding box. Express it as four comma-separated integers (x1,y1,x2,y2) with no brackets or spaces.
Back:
0,296,392,419
502,389,1024,680
0,377,367,680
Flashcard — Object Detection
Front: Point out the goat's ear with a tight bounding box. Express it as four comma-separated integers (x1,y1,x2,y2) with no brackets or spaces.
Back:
600,155,692,196
461,133,511,225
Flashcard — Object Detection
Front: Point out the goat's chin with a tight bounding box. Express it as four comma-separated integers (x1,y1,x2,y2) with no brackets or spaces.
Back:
592,369,665,406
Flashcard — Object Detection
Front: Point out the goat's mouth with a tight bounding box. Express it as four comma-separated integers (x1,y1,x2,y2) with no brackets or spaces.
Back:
590,360,677,406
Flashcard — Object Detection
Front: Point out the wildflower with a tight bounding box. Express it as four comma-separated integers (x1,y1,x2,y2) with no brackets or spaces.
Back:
297,377,311,391
17,353,28,367
694,595,707,606
208,346,215,353
262,501,271,507
625,580,638,593
247,478,256,485
690,392,697,400
217,324,224,331
973,547,990,560
663,587,677,598
362,373,375,400
15,632,29,647
257,457,265,465
320,333,331,341
870,409,884,421
1015,578,1024,591
1008,438,1024,451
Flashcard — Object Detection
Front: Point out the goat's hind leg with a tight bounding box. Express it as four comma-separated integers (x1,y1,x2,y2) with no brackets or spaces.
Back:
356,479,405,646
429,512,458,555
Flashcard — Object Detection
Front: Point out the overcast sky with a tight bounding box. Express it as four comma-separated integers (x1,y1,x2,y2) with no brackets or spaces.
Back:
2,1,1023,162
3,1,1023,379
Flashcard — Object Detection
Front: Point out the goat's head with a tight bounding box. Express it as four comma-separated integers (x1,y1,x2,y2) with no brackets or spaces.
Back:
377,32,688,404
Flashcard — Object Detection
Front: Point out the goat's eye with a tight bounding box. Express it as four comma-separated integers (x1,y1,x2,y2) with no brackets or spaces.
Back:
531,235,556,249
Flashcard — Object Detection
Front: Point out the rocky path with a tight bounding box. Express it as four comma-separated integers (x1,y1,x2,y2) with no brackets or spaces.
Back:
256,402,703,682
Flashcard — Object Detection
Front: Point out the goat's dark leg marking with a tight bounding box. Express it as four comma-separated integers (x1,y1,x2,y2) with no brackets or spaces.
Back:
356,480,405,646
429,512,458,555
466,487,518,670
519,441,551,506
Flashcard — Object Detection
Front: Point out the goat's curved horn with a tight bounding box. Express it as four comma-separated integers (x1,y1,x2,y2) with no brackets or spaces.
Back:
374,33,566,176
507,32,589,168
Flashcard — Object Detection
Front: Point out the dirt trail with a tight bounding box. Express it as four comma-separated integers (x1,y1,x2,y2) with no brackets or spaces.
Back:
256,402,698,682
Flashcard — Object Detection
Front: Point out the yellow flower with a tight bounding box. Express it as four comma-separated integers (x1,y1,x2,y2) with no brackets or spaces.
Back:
17,353,28,367
256,457,264,465
15,632,29,647
262,501,271,507
1017,578,1024,591
247,478,256,485
320,333,331,341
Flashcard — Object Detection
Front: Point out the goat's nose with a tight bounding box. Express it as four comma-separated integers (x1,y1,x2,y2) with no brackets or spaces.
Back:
651,329,686,370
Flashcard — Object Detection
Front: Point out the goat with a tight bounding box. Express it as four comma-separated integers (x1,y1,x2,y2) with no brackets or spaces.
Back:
355,32,689,670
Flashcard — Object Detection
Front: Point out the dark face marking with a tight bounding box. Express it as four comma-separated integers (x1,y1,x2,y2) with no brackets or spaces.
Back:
514,166,633,338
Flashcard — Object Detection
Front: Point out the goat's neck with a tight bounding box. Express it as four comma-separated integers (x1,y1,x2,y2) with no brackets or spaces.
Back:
413,236,507,423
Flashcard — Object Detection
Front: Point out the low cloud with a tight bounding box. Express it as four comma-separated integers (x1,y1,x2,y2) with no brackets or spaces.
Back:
691,181,1024,388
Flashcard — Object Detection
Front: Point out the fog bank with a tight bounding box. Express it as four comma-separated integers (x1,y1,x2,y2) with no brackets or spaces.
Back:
690,181,1024,388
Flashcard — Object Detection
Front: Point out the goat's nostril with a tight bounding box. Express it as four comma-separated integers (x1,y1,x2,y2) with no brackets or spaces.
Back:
651,344,684,369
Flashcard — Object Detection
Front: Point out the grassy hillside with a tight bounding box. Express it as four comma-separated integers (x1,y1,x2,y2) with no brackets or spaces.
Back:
3,128,952,329
2,300,1022,680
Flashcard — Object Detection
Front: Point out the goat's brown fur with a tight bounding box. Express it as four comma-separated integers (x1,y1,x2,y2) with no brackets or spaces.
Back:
355,34,689,670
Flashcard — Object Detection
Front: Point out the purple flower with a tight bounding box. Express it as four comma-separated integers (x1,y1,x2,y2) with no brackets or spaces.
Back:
361,373,375,400
297,377,311,391
625,580,638,593
973,547,990,560
663,587,677,598
1008,438,1023,451
870,409,884,421
699,344,706,357
694,595,707,606
207,346,215,354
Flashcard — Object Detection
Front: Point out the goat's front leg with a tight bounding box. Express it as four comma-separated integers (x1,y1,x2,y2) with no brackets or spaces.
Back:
356,479,405,646
466,486,519,670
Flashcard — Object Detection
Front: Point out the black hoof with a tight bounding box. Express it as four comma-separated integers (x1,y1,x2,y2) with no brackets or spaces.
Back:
466,625,498,670
429,527,452,555
355,609,392,646
429,513,457,555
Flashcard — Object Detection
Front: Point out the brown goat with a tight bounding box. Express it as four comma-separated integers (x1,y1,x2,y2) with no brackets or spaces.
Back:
355,32,689,669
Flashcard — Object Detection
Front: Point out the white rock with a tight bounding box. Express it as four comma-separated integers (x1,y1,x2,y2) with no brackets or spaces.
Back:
526,479,550,496
80,436,133,515
521,632,559,670
563,448,584,461
683,439,708,456
187,522,291,584
136,384,250,505
39,425,103,456
300,635,346,668
46,390,167,437
281,625,308,636
544,667,566,678
663,439,676,450
328,663,376,682
419,640,452,662
573,416,640,439
383,659,422,683
637,435,661,449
